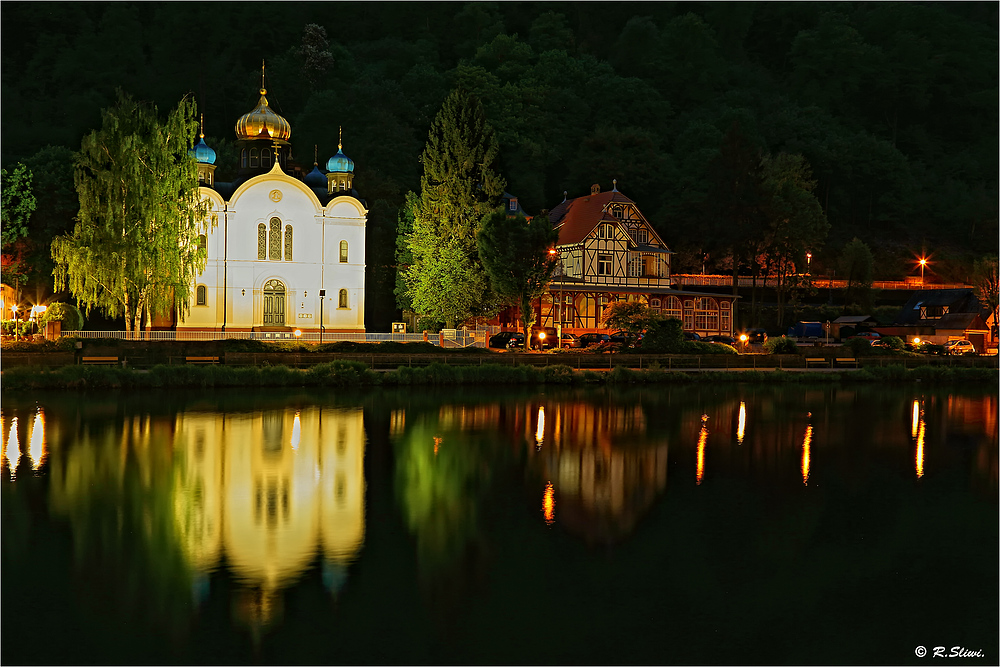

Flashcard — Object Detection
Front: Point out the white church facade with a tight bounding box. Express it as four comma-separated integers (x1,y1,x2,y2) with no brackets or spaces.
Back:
176,85,366,336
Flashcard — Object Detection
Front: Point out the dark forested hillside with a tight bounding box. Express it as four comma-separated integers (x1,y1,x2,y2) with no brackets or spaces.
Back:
2,1,996,326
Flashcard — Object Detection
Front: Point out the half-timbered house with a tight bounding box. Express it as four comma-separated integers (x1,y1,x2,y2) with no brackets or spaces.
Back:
538,183,737,338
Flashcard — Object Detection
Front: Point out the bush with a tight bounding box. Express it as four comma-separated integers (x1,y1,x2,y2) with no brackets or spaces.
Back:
683,341,738,355
880,335,905,351
642,318,684,353
844,337,872,356
39,302,84,331
765,336,800,354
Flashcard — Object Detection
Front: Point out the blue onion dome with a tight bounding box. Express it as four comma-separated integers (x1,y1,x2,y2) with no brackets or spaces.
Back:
189,135,217,165
189,114,217,164
304,163,326,188
326,148,354,173
326,129,354,172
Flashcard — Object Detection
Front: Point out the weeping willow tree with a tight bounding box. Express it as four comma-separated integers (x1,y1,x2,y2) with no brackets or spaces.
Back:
51,91,209,333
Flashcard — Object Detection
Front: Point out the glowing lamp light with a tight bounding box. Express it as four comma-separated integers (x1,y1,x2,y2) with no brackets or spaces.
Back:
739,334,748,343
538,332,546,340
548,249,557,255
912,337,921,346
294,329,302,337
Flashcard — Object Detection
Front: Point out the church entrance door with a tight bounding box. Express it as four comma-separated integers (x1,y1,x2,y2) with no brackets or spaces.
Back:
263,279,286,326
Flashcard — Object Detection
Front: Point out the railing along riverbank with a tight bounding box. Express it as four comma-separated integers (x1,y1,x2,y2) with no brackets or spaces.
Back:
59,328,497,347
3,351,996,371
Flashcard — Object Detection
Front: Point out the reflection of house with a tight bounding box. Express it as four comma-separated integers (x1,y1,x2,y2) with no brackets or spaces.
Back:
174,80,366,335
172,407,365,628
881,289,993,350
540,184,736,336
527,401,669,544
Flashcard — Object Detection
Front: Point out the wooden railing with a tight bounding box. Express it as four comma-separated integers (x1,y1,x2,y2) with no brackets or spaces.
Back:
673,274,971,291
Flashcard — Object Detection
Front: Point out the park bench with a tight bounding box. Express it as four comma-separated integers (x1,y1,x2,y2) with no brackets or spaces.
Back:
81,356,119,366
805,358,829,368
834,357,858,368
185,356,220,365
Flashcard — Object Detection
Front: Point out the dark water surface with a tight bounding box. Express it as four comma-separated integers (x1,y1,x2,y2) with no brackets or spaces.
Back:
2,384,997,665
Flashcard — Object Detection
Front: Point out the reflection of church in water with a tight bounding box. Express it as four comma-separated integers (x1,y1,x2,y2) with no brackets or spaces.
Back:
171,406,365,630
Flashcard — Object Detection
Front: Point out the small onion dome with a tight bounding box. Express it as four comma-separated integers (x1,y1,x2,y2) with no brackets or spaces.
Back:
189,135,217,165
303,163,326,188
235,88,291,141
326,148,354,173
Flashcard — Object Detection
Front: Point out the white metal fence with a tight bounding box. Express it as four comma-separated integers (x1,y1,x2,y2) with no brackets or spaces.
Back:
61,327,501,348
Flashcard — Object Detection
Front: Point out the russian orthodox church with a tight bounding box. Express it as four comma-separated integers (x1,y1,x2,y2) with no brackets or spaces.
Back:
176,82,366,336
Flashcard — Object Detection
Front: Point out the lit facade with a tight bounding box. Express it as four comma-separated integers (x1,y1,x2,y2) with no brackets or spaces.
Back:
540,183,737,337
177,86,366,336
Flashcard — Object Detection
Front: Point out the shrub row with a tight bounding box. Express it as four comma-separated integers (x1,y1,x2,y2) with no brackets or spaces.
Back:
1,362,995,391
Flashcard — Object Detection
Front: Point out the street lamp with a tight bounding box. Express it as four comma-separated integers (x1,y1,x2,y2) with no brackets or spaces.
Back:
919,258,927,285
806,252,812,275
549,248,561,346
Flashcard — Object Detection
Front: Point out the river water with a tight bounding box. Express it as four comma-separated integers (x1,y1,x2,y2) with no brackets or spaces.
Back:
2,384,997,665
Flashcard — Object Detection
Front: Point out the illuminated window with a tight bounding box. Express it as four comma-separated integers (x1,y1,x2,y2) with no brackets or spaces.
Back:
340,240,348,263
196,285,207,306
695,297,719,331
628,252,641,277
269,218,281,260
284,225,293,261
509,198,518,211
597,255,612,276
664,296,682,321
650,297,661,314
257,223,266,259
338,289,349,309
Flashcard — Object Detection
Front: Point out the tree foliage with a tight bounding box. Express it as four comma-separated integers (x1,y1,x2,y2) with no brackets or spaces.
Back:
402,89,506,327
839,237,875,309
51,91,209,333
1,163,37,291
970,255,998,324
478,210,558,349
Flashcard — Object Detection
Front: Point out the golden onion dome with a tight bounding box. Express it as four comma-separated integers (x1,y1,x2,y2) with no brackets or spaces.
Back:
235,88,291,142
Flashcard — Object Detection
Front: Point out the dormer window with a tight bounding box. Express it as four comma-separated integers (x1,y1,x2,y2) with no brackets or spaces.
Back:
509,198,518,211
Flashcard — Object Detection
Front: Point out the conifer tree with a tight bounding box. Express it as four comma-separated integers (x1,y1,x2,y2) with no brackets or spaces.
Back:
51,91,209,333
403,89,506,328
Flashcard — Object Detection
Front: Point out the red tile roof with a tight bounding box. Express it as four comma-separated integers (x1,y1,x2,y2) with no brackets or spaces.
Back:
548,190,635,245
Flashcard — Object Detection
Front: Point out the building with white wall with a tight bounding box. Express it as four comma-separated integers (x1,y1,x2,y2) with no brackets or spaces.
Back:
177,85,366,335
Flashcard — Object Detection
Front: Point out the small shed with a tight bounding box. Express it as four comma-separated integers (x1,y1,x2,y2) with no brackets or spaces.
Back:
832,315,879,341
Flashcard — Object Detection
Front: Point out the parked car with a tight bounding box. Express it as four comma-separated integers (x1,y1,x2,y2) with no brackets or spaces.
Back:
683,331,701,341
610,330,642,348
943,339,977,356
530,327,558,350
747,328,768,344
559,332,580,348
706,334,738,346
488,331,525,349
577,332,611,347
849,331,881,340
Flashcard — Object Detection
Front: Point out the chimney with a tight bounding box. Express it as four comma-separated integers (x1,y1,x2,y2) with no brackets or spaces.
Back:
591,183,601,195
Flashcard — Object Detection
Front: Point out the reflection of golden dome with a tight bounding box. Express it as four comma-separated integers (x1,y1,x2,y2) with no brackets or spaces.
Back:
235,88,291,141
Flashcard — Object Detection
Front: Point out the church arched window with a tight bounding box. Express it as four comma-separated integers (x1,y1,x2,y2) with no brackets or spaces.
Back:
196,285,207,306
284,225,293,261
338,289,349,309
249,148,259,168
261,148,271,169
340,240,348,263
257,223,266,259
269,218,281,260
241,149,247,168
